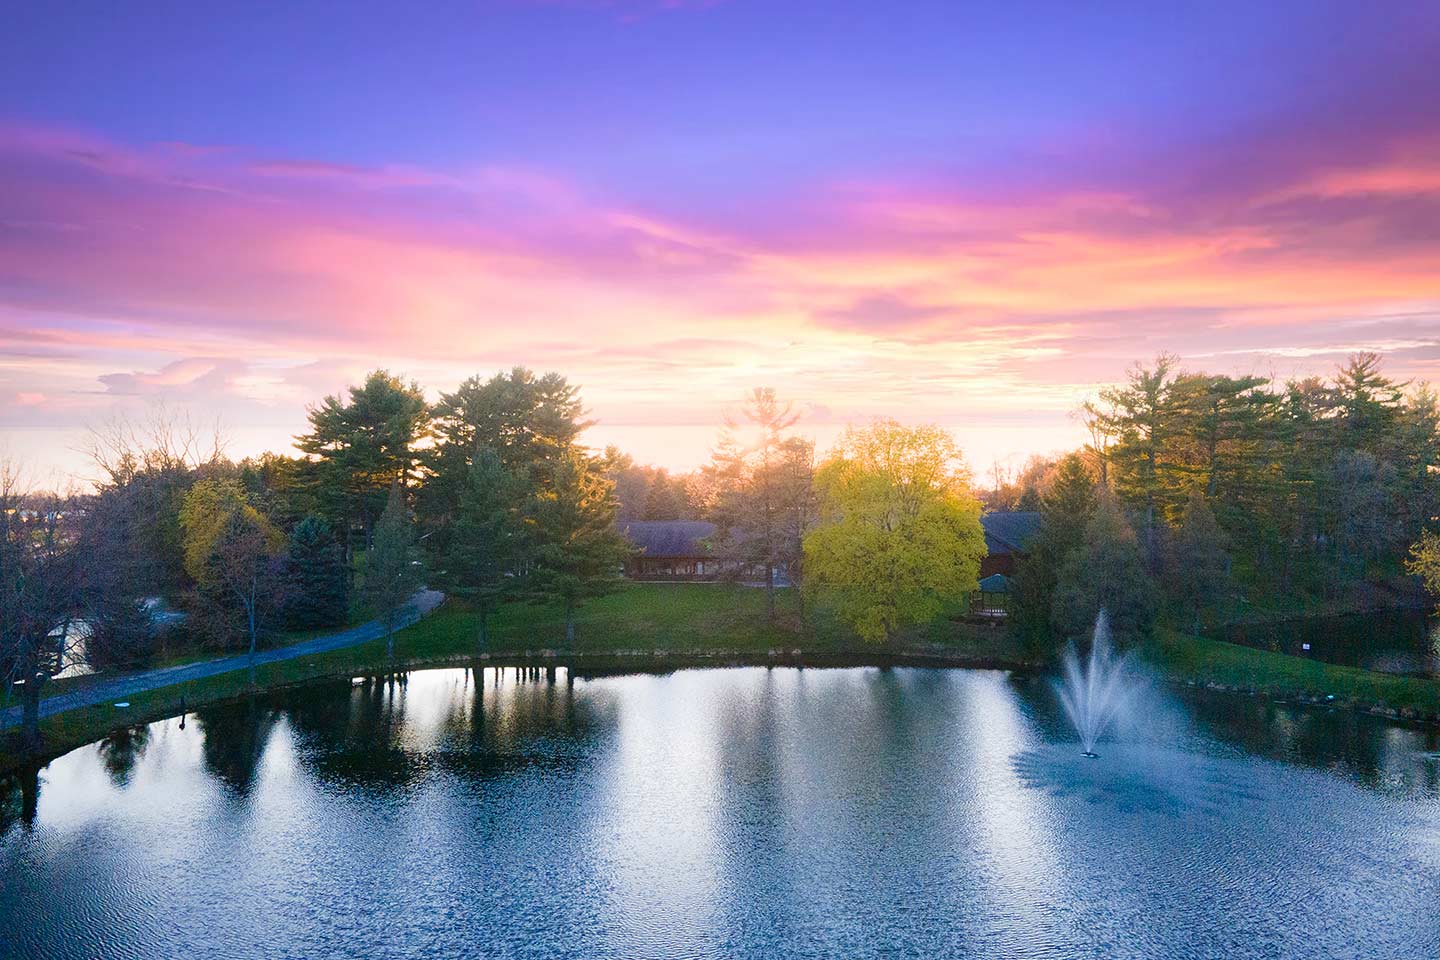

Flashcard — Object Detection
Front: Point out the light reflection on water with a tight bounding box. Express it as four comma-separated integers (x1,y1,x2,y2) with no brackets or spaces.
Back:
3,665,1440,960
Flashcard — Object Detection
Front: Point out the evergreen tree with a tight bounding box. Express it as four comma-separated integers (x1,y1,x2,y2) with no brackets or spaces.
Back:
524,449,631,645
422,368,587,551
1086,355,1181,565
1169,489,1229,635
1052,491,1156,644
1012,454,1096,651
283,516,350,630
436,447,518,650
297,371,429,554
364,484,422,659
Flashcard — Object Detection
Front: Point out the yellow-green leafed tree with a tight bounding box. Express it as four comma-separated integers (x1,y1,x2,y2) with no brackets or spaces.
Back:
1407,531,1440,605
803,421,987,642
178,478,282,583
179,478,286,673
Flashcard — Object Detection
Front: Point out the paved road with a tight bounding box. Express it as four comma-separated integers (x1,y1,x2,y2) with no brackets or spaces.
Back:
1,590,445,729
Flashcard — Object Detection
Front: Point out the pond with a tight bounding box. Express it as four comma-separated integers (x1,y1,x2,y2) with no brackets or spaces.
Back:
3,666,1440,959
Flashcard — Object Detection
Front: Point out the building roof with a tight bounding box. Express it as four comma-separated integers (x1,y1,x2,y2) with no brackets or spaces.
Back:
980,511,1042,555
623,512,1041,560
620,520,718,558
977,573,1012,593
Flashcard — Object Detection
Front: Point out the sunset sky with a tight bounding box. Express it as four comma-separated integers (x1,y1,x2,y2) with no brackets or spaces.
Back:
3,1,1439,483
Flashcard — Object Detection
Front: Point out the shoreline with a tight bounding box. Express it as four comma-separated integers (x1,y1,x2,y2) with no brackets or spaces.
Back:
7,639,1440,778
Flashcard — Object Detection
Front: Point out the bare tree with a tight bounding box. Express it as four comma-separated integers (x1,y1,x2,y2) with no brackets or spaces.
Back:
706,389,811,621
1,461,86,752
84,405,227,488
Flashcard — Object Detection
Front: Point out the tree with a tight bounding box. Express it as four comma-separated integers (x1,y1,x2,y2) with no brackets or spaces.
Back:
435,448,519,650
283,517,351,630
1327,449,1398,584
297,370,429,553
706,388,810,620
0,465,85,752
1052,491,1156,644
421,368,590,563
429,368,587,472
1406,531,1440,606
773,436,818,620
1084,355,1181,565
1169,489,1230,635
365,484,422,659
524,448,631,645
802,421,987,643
1012,453,1097,650
85,409,227,596
180,479,286,676
604,449,699,523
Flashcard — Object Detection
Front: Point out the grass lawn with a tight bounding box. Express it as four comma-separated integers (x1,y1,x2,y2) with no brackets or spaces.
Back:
1,583,1021,773
15,583,1438,775
1144,628,1440,717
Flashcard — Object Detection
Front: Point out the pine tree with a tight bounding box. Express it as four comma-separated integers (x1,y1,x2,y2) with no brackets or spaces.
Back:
1052,491,1156,643
1012,454,1096,651
437,447,517,650
296,370,429,554
1169,489,1229,635
283,516,350,630
364,484,422,659
525,449,631,645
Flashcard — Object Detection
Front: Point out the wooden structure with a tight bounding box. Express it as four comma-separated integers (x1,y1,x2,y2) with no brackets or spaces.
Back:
621,520,728,581
971,573,1013,618
978,511,1041,577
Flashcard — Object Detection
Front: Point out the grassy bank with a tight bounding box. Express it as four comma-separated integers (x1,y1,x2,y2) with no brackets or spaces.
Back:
1,584,1020,773
1144,628,1440,719
12,583,1440,776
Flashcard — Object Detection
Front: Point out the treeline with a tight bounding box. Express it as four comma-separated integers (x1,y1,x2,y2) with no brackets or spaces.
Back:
1003,352,1440,645
8,351,1438,753
1,368,636,749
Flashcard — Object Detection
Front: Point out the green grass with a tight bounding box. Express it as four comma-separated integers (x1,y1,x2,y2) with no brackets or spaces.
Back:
1144,628,1440,716
15,582,1438,775
1,584,1021,773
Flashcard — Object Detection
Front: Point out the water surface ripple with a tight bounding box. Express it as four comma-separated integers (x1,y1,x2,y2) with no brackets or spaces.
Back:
3,666,1439,959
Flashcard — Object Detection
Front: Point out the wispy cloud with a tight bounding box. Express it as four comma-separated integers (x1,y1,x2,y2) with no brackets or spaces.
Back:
2,111,1440,474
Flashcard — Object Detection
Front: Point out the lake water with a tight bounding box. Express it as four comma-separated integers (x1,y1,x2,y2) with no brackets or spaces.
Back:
3,666,1440,959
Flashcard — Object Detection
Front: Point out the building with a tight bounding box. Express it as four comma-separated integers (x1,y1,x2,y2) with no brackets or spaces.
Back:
620,520,726,581
971,572,1014,618
978,511,1041,577
620,511,1042,584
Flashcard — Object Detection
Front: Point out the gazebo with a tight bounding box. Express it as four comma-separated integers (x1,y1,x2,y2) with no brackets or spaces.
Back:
972,572,1013,618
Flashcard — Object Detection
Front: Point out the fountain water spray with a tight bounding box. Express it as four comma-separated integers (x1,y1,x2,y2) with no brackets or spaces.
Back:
1056,610,1136,758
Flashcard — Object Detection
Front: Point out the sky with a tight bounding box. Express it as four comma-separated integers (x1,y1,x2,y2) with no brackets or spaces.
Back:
2,0,1439,484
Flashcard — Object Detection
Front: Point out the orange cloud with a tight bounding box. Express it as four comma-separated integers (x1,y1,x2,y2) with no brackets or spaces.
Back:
2,122,1440,477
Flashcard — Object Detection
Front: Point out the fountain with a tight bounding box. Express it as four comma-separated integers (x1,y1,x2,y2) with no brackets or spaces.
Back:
1056,610,1137,758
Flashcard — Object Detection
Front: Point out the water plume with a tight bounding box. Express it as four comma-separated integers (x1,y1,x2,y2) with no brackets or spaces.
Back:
1056,610,1138,758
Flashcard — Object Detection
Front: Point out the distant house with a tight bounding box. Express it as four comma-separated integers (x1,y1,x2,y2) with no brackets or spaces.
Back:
620,520,725,581
979,511,1041,577
620,511,1043,584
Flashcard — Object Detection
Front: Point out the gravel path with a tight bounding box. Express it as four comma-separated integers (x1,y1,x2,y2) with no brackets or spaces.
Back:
1,590,445,729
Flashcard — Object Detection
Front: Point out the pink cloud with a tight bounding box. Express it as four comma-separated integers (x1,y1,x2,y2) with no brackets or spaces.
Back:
3,119,1440,477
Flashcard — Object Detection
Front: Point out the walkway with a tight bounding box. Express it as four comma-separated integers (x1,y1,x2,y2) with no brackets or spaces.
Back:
1,590,445,729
